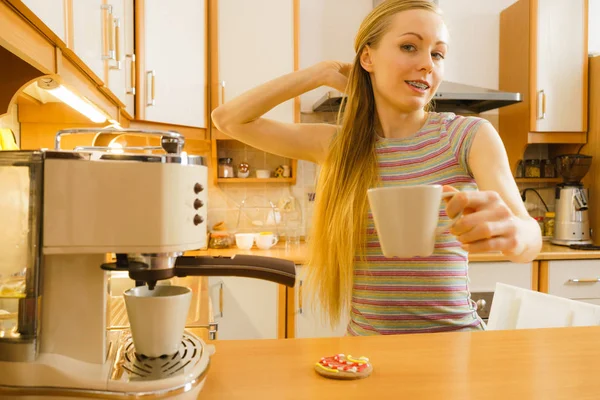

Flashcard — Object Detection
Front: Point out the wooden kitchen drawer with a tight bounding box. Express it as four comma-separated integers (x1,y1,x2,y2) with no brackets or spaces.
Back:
468,262,535,292
544,260,600,299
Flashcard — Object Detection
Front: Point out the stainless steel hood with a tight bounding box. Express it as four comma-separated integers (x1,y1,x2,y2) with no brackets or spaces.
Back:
312,81,522,114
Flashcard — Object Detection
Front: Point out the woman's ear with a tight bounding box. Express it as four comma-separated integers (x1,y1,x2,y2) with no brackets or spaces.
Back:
360,45,374,72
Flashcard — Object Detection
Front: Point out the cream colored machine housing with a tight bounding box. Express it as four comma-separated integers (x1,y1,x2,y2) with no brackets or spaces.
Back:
41,156,208,366
44,157,207,254
0,150,211,398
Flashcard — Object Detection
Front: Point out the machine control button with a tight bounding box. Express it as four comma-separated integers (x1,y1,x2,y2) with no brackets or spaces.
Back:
194,199,204,209
193,215,204,225
194,183,204,194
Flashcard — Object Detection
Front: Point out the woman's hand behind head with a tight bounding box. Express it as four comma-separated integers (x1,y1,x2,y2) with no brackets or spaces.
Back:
317,60,352,93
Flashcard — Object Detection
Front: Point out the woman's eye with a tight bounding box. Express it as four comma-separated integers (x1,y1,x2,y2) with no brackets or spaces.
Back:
400,44,416,52
432,52,445,60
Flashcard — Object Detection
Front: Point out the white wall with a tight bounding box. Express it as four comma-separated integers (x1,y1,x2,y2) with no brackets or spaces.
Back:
438,0,518,90
299,0,372,112
590,0,600,55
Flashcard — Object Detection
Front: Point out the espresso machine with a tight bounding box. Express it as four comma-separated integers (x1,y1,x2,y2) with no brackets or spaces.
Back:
0,129,295,399
551,154,593,246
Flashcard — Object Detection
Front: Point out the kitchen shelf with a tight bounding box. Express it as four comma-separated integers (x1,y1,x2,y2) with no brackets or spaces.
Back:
515,178,562,183
216,178,295,184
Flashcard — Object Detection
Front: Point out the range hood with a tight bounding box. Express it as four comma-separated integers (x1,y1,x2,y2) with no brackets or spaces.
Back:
312,81,522,114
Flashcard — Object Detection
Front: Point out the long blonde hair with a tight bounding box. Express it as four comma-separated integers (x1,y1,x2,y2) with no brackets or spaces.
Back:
306,0,441,326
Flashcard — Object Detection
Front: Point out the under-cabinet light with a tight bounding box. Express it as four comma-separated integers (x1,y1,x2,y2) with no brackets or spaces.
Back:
38,78,107,123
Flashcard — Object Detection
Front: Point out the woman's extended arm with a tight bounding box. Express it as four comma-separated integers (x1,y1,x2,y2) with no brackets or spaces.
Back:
446,123,543,263
211,61,349,164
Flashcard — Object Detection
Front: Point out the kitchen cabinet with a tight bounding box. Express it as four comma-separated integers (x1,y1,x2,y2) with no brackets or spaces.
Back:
216,0,294,126
293,266,349,338
498,0,588,172
71,0,107,81
468,262,536,292
137,0,206,128
106,0,135,117
211,0,296,184
532,0,587,133
21,0,65,43
540,260,600,305
207,276,281,340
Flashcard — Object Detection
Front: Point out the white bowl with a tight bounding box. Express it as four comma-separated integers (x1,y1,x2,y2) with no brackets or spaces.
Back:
256,169,271,179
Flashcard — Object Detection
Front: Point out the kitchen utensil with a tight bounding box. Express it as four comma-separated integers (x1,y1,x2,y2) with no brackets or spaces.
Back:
0,128,295,399
235,233,255,250
124,285,192,357
236,195,281,237
552,154,593,246
367,185,456,258
256,169,271,179
256,233,278,250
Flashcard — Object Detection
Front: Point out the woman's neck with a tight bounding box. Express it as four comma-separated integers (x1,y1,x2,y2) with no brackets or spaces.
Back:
375,103,428,139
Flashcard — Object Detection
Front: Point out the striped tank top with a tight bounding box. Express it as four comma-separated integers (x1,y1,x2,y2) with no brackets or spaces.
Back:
347,112,487,336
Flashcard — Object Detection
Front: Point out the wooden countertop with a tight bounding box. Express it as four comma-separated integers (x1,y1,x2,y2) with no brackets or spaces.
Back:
197,326,600,399
186,241,600,263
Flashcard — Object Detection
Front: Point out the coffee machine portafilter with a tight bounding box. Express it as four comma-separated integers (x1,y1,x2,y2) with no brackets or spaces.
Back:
0,128,296,399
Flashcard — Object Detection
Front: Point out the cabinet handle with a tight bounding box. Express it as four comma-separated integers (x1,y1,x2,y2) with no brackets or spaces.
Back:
109,17,122,70
537,90,546,120
220,80,226,105
101,4,115,61
218,282,224,318
125,54,136,95
298,280,303,314
568,278,600,283
146,70,156,107
193,322,219,340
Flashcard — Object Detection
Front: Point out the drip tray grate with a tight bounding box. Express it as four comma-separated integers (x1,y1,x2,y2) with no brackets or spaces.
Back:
113,332,204,381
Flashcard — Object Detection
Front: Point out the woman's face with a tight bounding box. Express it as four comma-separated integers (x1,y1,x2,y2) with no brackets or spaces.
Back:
361,9,449,113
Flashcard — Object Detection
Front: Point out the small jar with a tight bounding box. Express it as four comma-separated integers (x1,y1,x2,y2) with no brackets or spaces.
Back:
534,216,545,234
541,159,555,178
209,232,233,249
524,159,541,178
544,212,555,237
218,158,234,178
282,165,291,178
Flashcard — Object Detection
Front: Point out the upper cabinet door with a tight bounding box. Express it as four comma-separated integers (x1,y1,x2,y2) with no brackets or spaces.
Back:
72,0,107,81
21,0,66,43
533,0,587,132
218,0,294,124
141,0,206,127
107,0,135,117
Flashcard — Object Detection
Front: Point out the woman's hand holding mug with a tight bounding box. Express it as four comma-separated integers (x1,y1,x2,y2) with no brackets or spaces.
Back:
444,186,525,256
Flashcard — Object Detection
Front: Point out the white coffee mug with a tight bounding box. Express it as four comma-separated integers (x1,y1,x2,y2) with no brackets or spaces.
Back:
235,233,255,250
256,233,278,250
367,185,457,258
124,285,191,357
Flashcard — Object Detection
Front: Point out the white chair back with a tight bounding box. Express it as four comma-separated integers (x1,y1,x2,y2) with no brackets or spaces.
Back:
486,283,523,330
487,283,600,330
515,290,572,329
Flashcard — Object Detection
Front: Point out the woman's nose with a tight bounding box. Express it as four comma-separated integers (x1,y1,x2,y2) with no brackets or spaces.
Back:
417,53,434,73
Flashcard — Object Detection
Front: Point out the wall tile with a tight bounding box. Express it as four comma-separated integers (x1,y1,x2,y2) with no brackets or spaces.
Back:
209,150,320,237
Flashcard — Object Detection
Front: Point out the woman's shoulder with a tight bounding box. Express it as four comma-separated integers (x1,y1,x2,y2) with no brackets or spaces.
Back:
430,112,487,128
428,112,490,137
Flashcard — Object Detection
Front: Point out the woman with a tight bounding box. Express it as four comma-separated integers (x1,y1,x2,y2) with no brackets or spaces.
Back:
212,0,542,335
